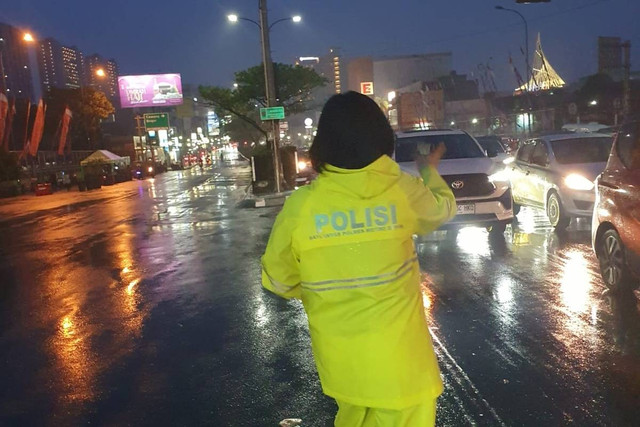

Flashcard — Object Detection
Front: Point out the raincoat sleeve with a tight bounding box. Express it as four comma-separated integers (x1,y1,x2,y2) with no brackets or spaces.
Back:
400,166,456,235
261,199,302,300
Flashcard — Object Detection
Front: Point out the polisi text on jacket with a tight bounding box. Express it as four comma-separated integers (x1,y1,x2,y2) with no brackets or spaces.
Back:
314,204,398,234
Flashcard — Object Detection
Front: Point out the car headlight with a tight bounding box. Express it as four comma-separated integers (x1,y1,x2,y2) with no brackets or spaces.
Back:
297,161,308,171
488,169,511,183
502,156,515,165
564,173,594,191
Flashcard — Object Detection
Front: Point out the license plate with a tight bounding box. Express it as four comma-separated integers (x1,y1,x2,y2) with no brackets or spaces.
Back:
457,203,475,215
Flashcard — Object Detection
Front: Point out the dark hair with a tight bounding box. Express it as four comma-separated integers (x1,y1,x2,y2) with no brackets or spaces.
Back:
310,91,394,172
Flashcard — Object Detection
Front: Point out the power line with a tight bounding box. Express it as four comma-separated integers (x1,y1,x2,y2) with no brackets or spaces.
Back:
375,0,609,53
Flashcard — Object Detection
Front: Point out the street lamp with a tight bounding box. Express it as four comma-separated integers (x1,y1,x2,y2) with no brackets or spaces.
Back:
22,33,35,43
495,6,529,89
95,68,106,77
227,2,302,193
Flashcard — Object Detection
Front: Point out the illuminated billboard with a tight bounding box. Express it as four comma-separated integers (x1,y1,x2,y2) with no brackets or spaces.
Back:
118,74,183,108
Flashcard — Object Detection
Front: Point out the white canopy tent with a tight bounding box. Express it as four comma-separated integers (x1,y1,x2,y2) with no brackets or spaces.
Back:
80,150,130,166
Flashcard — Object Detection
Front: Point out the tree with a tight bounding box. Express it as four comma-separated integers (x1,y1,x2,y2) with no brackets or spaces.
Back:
45,87,115,150
199,63,326,144
0,148,20,182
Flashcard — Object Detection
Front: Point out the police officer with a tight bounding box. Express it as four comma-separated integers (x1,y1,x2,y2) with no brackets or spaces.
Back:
262,91,455,426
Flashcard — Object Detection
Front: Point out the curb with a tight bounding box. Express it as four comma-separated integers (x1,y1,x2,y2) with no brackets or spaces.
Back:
239,187,294,209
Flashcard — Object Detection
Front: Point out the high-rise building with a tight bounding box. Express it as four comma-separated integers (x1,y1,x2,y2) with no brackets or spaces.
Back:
38,38,63,94
105,59,118,100
37,38,84,94
0,22,36,100
61,45,83,89
598,36,623,80
295,47,344,106
85,54,119,101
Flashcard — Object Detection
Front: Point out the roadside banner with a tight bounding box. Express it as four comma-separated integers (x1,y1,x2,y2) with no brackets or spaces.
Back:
57,107,72,155
28,99,46,157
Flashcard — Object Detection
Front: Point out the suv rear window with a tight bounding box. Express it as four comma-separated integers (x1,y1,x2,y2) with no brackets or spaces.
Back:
550,137,612,164
395,134,485,162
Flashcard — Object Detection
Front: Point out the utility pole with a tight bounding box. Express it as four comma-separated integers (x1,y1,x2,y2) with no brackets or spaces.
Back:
0,37,7,93
135,115,145,162
258,0,282,193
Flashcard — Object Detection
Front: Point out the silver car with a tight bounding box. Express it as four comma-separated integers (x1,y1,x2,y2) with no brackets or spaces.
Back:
509,133,613,229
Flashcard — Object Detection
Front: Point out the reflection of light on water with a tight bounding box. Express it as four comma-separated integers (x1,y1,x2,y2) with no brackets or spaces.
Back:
126,278,139,295
456,228,490,265
419,273,435,321
149,179,157,198
512,232,531,247
254,296,269,328
516,207,536,234
560,250,592,313
122,266,131,274
496,277,514,305
61,316,74,337
53,307,95,402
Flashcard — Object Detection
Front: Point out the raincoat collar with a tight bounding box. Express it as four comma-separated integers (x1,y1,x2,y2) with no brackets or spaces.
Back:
318,155,401,199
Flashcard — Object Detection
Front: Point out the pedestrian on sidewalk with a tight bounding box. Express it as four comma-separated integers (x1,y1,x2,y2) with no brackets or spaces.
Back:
261,91,456,426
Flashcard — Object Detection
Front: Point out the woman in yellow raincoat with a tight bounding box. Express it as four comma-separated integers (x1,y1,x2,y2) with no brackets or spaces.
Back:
262,91,455,426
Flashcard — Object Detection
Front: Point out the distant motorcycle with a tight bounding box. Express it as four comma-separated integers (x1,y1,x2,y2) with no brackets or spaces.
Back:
133,163,155,179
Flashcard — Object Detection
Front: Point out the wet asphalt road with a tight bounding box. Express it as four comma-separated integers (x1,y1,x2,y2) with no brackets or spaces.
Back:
1,161,639,426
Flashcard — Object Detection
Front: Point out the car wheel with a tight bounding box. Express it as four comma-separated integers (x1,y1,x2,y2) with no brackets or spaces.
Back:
547,192,570,230
486,222,507,235
513,202,521,215
598,229,635,291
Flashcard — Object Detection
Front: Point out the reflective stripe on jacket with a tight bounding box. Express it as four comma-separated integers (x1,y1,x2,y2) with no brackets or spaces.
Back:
261,155,456,409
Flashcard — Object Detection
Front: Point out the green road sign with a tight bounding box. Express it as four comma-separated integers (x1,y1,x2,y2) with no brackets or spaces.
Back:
144,113,169,130
260,106,285,121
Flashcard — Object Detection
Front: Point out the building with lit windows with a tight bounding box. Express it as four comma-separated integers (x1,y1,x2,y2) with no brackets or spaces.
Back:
37,38,85,94
61,46,83,88
0,22,36,101
295,47,344,107
85,54,119,101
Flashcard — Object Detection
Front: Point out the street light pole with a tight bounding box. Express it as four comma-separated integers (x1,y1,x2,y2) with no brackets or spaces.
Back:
229,4,300,194
496,6,530,89
0,38,6,94
258,0,282,193
496,5,531,135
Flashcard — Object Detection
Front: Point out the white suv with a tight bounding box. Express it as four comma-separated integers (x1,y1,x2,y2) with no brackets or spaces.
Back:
395,129,514,234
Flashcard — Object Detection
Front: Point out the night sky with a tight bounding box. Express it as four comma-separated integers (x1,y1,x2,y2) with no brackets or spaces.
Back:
2,0,638,91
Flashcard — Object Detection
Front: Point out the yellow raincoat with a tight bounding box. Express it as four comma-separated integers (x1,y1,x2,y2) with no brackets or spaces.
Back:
261,154,455,410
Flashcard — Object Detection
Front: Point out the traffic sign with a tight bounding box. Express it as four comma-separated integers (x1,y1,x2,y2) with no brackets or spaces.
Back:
260,106,285,121
568,103,577,116
144,113,170,130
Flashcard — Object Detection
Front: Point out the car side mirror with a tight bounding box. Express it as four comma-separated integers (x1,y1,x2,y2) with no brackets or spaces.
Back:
486,148,498,158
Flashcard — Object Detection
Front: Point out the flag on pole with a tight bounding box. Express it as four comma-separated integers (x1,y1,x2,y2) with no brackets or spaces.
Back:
57,106,72,155
28,99,46,157
0,93,8,149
